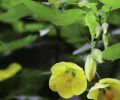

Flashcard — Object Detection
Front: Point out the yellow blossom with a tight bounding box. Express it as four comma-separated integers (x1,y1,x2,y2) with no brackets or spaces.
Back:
49,62,87,98
87,78,120,100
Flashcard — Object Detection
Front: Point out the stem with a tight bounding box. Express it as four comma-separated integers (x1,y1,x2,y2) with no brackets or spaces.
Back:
96,72,101,79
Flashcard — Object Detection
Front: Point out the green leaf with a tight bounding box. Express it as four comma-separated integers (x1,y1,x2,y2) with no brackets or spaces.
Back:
0,35,37,53
1,0,84,26
25,23,45,32
0,3,30,23
100,0,120,11
56,9,84,25
23,0,58,22
85,11,99,42
108,11,120,26
79,2,97,12
102,43,120,61
1,0,24,9
61,25,85,48
23,0,84,25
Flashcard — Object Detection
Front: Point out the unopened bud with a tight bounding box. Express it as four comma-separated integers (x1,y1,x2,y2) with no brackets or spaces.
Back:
102,34,109,49
92,48,103,63
85,55,97,82
102,23,109,34
96,26,102,38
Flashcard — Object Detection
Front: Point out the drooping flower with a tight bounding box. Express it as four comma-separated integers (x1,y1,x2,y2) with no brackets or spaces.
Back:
87,78,120,100
49,62,87,99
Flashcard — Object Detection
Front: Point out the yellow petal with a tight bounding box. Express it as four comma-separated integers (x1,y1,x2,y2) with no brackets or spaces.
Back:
51,62,66,76
112,89,120,100
56,75,73,98
87,83,109,99
66,62,83,71
49,75,57,92
99,78,120,100
72,69,87,95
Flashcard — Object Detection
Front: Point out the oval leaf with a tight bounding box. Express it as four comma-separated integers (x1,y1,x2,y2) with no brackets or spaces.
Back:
85,11,99,42
102,43,120,61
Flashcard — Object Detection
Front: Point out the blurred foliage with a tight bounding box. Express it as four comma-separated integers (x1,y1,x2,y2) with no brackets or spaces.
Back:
0,0,120,100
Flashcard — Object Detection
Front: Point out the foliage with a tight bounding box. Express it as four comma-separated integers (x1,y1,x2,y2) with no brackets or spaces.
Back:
102,43,120,61
0,0,120,100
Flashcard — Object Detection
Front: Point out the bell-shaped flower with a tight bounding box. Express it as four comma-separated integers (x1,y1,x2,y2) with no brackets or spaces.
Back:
85,55,97,82
87,78,120,100
49,62,87,99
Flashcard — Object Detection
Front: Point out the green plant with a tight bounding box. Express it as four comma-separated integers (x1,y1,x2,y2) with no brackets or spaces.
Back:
0,0,120,100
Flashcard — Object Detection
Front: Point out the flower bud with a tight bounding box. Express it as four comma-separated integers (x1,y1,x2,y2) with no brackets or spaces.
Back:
92,48,103,63
102,23,109,34
95,25,102,38
102,34,109,49
85,55,97,82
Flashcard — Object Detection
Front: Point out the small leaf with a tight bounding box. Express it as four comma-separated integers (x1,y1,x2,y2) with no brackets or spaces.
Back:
78,2,97,12
0,3,30,23
85,11,99,42
102,43,120,61
100,0,120,11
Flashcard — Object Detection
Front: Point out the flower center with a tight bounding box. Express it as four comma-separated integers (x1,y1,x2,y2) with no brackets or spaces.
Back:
106,90,114,100
65,74,73,82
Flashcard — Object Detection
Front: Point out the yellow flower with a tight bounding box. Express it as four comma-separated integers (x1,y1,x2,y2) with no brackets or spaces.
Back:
87,78,120,100
49,62,87,98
